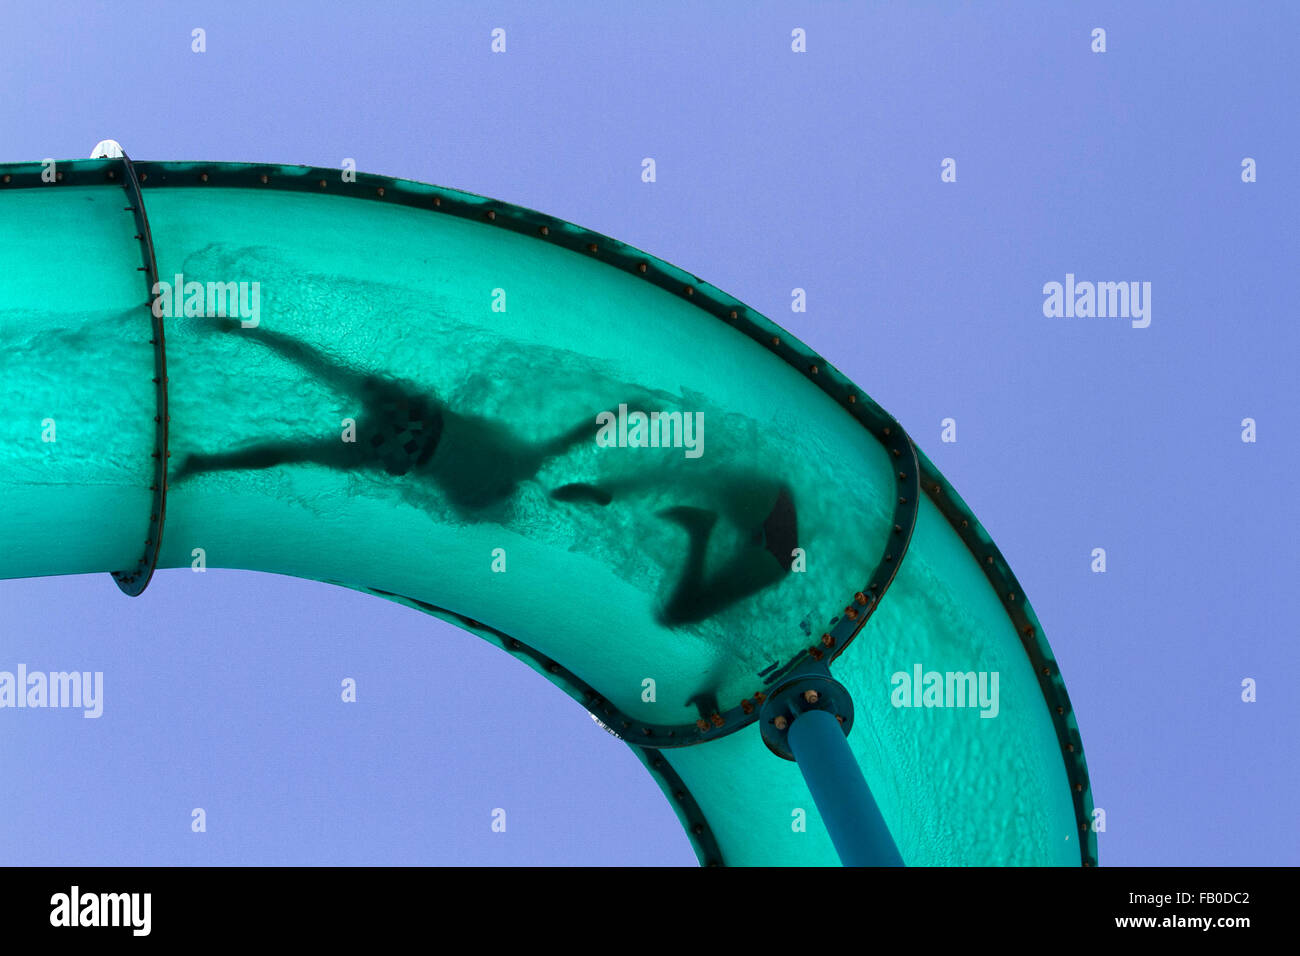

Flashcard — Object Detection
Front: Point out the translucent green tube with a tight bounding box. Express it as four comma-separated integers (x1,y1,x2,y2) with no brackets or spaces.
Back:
0,159,1095,866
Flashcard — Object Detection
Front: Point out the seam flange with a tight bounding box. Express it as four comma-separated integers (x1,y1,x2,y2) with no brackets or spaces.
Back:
109,153,170,597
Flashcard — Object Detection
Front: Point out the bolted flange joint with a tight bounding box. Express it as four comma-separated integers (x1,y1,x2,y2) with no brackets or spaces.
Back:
758,669,855,761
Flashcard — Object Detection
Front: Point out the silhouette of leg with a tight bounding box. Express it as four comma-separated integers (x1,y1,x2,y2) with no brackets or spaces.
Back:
172,440,363,483
656,506,719,623
655,486,799,625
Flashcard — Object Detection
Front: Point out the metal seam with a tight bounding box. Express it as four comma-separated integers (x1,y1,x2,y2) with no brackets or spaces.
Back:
108,154,169,596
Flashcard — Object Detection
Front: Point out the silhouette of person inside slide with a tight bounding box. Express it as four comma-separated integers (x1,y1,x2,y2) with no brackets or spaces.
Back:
173,317,798,625
552,474,798,626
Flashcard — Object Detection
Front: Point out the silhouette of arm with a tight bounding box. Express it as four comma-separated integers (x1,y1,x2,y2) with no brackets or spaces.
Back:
209,317,370,395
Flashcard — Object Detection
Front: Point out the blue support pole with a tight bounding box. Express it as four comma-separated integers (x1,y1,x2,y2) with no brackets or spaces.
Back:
787,708,904,867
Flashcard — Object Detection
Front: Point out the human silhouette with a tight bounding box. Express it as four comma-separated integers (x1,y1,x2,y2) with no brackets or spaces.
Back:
173,316,800,625
552,473,797,625
171,317,597,514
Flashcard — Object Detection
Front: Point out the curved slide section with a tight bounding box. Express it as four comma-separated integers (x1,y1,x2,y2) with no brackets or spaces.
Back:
0,158,1095,866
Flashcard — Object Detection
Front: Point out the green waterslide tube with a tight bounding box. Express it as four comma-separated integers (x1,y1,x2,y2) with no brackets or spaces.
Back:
0,157,1095,866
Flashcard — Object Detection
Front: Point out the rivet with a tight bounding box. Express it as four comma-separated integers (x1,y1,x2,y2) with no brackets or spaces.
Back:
898,497,907,505
56,172,64,181
684,285,694,295
1067,743,1076,753
487,210,496,220
894,524,902,532
1041,666,1051,677
587,242,597,253
1074,783,1083,792
259,174,268,184
898,472,906,480
637,262,647,273
961,519,969,528
539,225,549,236
773,715,788,731
802,690,819,705
986,556,994,565
434,197,441,207
1056,706,1065,715
319,179,327,187
1008,592,1016,601
741,699,754,715
835,714,845,723
108,171,116,180
854,592,868,606
377,186,385,197
728,310,738,320
809,647,824,660
844,606,858,620
709,713,724,727
200,172,209,182
809,364,819,375
692,824,704,836
771,336,780,346
2,175,10,183
696,719,709,732
820,633,835,648
140,173,147,182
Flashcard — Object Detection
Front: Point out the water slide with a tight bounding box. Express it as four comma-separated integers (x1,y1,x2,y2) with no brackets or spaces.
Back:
0,154,1096,866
